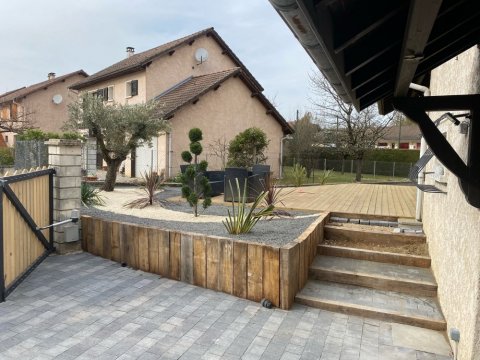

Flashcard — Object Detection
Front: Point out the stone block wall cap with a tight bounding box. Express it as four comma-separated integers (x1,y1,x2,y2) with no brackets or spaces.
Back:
45,139,83,146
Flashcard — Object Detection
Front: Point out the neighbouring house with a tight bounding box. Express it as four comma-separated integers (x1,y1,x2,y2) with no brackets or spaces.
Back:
270,1,480,359
0,70,88,147
376,124,421,149
70,28,292,178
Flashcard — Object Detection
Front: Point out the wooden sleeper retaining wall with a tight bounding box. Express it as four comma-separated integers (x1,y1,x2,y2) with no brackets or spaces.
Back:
81,213,328,309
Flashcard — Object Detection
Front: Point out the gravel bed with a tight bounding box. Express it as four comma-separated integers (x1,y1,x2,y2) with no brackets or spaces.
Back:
83,188,320,246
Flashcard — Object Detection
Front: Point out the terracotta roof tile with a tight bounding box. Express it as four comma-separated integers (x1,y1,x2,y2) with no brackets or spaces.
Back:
380,124,422,141
70,27,263,92
0,70,88,104
155,68,292,134
155,68,240,116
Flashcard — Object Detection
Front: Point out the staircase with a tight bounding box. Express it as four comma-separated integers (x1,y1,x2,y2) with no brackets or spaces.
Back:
296,221,446,331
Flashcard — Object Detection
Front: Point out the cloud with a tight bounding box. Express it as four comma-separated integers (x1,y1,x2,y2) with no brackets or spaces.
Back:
0,0,314,119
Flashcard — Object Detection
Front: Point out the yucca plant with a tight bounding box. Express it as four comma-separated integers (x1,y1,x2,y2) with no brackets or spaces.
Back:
223,178,274,234
81,183,105,207
320,169,333,185
291,163,307,187
124,169,164,209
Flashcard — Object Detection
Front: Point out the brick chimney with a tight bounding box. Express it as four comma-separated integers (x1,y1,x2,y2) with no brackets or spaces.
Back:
126,47,135,58
48,72,56,80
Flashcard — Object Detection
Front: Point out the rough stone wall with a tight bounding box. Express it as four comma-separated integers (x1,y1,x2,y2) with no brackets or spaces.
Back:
426,45,480,360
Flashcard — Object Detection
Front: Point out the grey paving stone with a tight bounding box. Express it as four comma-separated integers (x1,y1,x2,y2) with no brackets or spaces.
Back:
0,253,452,360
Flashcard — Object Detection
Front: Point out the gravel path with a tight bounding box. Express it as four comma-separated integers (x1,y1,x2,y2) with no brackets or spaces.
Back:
82,187,320,246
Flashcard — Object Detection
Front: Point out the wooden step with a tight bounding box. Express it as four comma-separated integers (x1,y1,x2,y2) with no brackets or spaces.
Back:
318,244,431,268
296,280,446,331
325,223,426,246
309,256,437,297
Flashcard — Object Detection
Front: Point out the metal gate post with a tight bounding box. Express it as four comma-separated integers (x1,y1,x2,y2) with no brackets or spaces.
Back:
49,172,54,249
0,183,5,302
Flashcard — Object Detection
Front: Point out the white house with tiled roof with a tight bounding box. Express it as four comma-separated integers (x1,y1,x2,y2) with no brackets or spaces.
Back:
71,28,292,177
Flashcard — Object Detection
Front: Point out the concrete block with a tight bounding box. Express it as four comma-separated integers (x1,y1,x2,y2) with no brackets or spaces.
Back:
53,167,82,177
49,155,82,167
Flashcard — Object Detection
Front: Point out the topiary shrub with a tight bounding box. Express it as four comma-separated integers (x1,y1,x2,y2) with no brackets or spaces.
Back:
180,128,212,217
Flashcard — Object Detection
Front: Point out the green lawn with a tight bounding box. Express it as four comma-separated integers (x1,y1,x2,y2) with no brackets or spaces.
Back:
279,166,409,186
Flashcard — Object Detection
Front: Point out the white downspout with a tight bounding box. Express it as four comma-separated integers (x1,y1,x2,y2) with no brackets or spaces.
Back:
168,132,172,179
409,83,431,221
279,135,292,179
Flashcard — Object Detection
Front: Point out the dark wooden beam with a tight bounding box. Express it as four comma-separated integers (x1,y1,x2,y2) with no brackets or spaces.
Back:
416,26,480,77
169,50,175,56
345,40,400,76
334,7,401,54
393,0,443,97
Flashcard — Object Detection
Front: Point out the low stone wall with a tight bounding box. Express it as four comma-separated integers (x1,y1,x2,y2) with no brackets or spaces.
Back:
81,213,328,309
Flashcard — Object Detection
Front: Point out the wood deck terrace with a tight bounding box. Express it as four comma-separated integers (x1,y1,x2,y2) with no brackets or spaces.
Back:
279,183,416,218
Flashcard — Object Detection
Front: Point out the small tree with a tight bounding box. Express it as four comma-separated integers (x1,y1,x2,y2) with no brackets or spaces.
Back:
66,94,169,191
207,136,228,170
310,73,393,181
180,128,212,217
227,127,269,168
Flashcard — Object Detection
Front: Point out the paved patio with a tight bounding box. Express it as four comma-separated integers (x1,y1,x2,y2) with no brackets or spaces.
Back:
0,253,451,360
281,184,416,218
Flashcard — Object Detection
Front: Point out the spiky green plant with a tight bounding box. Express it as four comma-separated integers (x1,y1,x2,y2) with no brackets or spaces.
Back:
124,169,164,208
223,179,274,234
320,169,333,185
291,163,307,187
261,177,294,217
81,183,105,207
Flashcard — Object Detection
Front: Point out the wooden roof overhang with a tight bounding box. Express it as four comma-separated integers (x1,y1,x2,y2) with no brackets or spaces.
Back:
270,0,480,207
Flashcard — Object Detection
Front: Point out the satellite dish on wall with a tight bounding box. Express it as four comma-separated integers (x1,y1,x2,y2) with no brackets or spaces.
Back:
52,94,63,104
194,48,209,63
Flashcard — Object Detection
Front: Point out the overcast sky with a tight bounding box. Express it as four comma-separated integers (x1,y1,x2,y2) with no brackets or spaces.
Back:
0,1,316,120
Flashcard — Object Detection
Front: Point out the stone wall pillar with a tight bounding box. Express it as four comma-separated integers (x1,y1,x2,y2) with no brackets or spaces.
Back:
85,136,97,176
46,139,82,254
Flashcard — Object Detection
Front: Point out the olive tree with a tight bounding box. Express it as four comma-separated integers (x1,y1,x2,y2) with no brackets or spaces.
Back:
66,93,169,191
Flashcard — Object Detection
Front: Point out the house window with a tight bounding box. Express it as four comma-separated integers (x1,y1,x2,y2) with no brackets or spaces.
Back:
95,86,114,101
126,80,138,97
5,135,8,142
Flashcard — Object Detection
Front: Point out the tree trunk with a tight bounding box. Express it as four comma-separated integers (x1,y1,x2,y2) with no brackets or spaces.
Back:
355,158,363,182
103,159,123,191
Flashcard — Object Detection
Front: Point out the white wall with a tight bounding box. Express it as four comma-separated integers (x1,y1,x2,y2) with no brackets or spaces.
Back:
425,45,480,360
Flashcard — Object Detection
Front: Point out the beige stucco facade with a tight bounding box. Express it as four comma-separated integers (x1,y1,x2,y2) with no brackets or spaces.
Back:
423,45,480,360
78,70,147,105
1,73,86,146
165,75,284,176
145,36,237,100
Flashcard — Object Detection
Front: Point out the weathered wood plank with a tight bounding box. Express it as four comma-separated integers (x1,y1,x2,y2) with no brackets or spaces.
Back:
247,244,263,302
233,242,248,298
206,237,219,290
218,238,233,294
298,240,306,289
280,243,299,310
126,224,137,268
180,233,193,284
263,246,280,307
158,230,170,277
193,235,206,288
94,218,104,257
102,221,112,260
169,231,181,280
111,222,121,262
148,228,160,274
137,226,149,272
